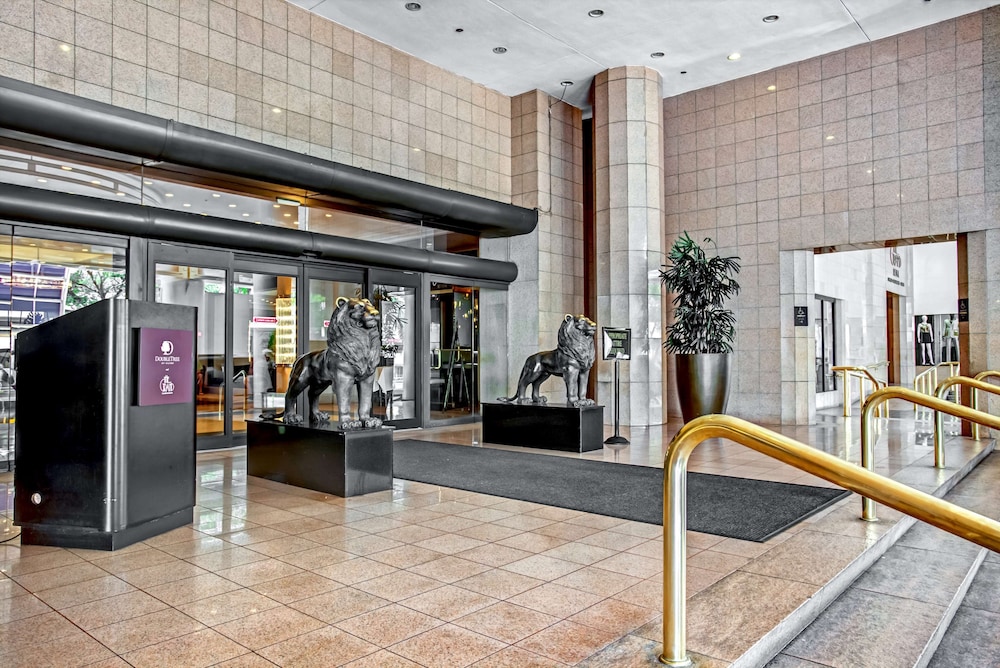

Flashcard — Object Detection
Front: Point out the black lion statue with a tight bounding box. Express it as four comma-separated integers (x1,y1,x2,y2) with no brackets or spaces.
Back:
283,297,383,430
499,314,597,407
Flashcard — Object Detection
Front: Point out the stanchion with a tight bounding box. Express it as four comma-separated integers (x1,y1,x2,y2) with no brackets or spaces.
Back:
604,357,629,457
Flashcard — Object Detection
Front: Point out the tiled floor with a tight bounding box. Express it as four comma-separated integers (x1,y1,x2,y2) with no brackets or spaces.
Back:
0,407,987,667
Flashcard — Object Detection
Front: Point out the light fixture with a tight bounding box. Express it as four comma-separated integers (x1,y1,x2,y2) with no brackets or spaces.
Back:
283,213,292,217
412,147,421,152
61,165,73,171
588,9,604,17
560,80,573,87
37,178,48,183
58,44,71,52
212,193,221,197
116,192,126,196
271,107,282,114
228,203,237,207
325,213,332,217
183,203,191,207
90,180,101,185
651,52,664,58
275,197,301,206
165,192,174,197
455,28,464,33
144,180,153,185
763,15,779,23
493,46,507,54
766,85,776,91
242,213,250,217
680,70,687,74
405,2,421,10
727,52,741,61
826,135,835,140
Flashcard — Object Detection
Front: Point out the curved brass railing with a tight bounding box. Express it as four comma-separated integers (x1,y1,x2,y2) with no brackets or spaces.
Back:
972,371,1000,440
859,387,1000,521
913,365,938,418
660,414,1000,667
936,376,1000,442
831,364,888,417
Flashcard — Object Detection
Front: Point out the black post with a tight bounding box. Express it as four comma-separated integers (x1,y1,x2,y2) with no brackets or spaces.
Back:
604,357,629,446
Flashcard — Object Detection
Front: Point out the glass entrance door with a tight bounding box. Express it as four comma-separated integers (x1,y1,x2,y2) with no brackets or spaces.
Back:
370,269,420,428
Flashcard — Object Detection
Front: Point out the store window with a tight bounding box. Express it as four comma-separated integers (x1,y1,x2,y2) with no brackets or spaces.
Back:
430,282,479,421
815,295,837,393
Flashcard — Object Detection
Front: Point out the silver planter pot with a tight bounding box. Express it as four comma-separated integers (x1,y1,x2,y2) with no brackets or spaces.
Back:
675,353,732,423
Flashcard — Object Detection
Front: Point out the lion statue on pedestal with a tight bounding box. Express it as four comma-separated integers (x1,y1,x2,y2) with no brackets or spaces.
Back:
499,314,597,407
282,297,383,430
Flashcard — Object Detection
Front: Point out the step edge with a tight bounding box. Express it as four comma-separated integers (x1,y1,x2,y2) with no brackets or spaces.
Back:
913,550,989,668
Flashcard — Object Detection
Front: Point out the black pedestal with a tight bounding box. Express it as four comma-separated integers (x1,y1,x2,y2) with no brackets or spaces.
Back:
481,402,605,452
246,418,393,497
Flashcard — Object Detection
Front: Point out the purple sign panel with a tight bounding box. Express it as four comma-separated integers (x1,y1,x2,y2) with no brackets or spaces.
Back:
137,327,194,406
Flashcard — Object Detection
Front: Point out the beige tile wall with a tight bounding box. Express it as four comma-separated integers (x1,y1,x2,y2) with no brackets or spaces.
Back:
0,0,512,201
663,10,991,422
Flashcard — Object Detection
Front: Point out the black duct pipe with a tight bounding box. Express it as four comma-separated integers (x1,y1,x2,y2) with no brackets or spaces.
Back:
0,183,518,283
0,76,538,238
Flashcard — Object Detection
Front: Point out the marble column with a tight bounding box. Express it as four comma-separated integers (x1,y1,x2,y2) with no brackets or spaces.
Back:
592,67,665,426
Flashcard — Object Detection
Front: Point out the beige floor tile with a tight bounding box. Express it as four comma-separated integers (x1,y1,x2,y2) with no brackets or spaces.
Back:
117,559,209,589
496,532,569,553
214,605,325,650
390,623,508,668
552,565,642,598
455,543,535,567
145,573,243,607
453,600,560,644
501,553,583,580
312,555,398,585
89,548,179,575
409,554,492,583
257,625,379,667
534,521,601,541
212,653,280,667
177,588,282,626
13,561,108,592
591,552,663,579
184,545,273,571
687,549,751,575
122,628,248,668
399,583,498,621
0,578,27,599
334,533,406,556
269,516,335,534
353,569,444,602
218,526,289,546
340,649,423,667
0,610,80,652
346,516,409,534
612,576,663,610
60,590,169,630
577,530,648,551
419,515,485,533
297,525,369,545
376,524,446,544
276,545,355,569
456,569,545,599
515,619,620,665
568,598,660,635
540,541,619,566
0,626,115,668
249,572,341,604
89,608,206,654
471,645,572,667
412,532,487,555
740,530,868,586
456,523,524,543
243,535,322,558
215,558,304,586
0,591,53,623
289,586,391,624
507,582,604,619
157,536,230,559
1,548,84,577
366,544,442,569
335,602,443,646
33,574,135,610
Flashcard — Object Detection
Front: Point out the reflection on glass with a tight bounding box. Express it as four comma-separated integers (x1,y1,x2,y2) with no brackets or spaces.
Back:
231,271,296,434
815,296,836,392
429,282,478,421
372,284,416,422
155,264,227,437
0,235,125,464
307,278,363,424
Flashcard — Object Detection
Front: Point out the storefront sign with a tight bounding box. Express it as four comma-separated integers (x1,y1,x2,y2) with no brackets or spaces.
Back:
602,327,631,360
137,327,194,406
794,306,809,326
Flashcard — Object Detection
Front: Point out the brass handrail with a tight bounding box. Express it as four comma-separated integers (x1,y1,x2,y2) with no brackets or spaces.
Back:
831,364,888,417
913,365,938,419
859,387,1000,521
660,413,1000,667
936,376,1000,442
972,371,1000,439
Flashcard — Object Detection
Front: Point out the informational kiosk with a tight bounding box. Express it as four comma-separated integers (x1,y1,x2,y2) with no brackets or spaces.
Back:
14,299,197,550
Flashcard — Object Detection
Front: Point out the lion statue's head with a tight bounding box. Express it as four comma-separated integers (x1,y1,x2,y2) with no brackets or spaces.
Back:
327,297,382,379
557,314,597,368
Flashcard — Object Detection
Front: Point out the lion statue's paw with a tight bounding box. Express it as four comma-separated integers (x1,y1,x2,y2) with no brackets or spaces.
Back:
572,398,595,407
283,412,304,425
310,412,331,425
363,417,383,429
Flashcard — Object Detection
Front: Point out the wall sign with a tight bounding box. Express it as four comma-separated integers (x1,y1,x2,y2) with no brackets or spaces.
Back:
137,327,194,406
958,298,969,322
602,327,631,360
794,306,809,326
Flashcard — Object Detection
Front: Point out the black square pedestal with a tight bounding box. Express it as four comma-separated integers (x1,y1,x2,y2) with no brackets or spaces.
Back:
481,402,605,452
246,418,393,497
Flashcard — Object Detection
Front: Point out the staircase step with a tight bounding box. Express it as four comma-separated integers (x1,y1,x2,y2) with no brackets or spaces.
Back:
768,452,1000,668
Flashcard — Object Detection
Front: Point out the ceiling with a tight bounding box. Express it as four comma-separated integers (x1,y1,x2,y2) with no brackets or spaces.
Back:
291,0,1000,110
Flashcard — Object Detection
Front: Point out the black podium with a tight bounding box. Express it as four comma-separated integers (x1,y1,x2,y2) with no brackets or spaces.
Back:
481,402,605,452
246,418,393,497
14,299,197,550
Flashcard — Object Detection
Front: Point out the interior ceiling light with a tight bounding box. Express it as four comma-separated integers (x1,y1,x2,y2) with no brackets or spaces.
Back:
58,44,70,52
493,46,507,54
651,52,664,58
165,193,174,197
183,203,191,207
271,107,282,114
276,197,301,206
61,165,73,171
826,135,835,140
228,203,237,207
763,15,779,23
90,180,101,185
560,81,573,86
455,28,464,33
767,84,776,91
405,2,421,10
212,193,220,197
588,9,604,17
680,70,687,74
727,52,741,61
37,178,48,183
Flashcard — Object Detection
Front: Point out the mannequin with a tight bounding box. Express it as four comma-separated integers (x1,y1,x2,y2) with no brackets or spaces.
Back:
917,315,934,366
942,314,959,362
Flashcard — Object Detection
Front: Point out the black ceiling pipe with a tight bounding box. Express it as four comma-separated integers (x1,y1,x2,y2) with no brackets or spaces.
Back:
0,76,537,239
0,183,518,283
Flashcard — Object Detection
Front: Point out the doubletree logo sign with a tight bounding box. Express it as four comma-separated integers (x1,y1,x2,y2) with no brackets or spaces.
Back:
155,340,180,364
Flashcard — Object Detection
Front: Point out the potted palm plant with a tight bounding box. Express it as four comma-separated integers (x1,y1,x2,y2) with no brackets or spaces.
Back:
659,232,741,422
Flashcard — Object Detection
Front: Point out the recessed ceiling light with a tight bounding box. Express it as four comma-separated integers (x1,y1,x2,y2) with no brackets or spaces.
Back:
273,204,280,208
143,180,153,185
116,192,126,196
651,52,664,58
37,178,48,183
212,193,221,197
767,85,776,91
455,28,464,33
588,9,604,17
560,81,573,87
404,2,421,10
493,46,507,54
58,44,71,52
276,197,301,206
763,15,779,23
90,180,101,185
680,70,687,74
272,107,282,114
283,213,292,217
826,135,835,140
165,192,174,197
325,213,332,218
61,165,73,171
727,52,741,61
183,203,191,207
242,213,250,217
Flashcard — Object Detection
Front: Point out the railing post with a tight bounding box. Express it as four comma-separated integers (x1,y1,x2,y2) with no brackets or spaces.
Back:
661,444,693,667
841,369,851,417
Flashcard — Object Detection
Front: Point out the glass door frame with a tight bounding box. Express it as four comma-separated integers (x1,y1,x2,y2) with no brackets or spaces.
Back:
148,243,235,451
368,268,422,429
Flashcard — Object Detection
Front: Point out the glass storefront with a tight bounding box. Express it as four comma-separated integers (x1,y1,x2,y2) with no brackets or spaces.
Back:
429,282,479,422
306,274,365,426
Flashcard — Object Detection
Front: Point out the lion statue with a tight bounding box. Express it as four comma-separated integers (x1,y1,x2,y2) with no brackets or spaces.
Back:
282,297,383,430
499,314,597,407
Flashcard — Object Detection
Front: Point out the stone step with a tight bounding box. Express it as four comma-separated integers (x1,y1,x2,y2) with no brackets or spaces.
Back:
768,451,1000,668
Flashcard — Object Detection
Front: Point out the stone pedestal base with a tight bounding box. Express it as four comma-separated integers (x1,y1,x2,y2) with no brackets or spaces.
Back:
481,402,605,452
